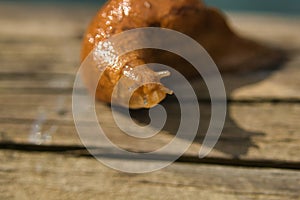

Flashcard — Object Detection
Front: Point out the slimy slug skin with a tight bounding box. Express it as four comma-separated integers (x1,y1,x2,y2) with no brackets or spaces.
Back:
81,0,284,109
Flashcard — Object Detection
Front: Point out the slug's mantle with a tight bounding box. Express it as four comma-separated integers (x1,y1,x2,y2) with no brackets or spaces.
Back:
81,0,284,109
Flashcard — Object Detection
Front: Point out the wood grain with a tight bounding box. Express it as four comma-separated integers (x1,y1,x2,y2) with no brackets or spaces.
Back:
0,3,299,200
1,150,299,200
0,4,299,100
0,4,299,163
0,93,299,163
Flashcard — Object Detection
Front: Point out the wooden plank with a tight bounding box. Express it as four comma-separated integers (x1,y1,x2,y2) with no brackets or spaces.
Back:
1,4,299,200
0,94,72,106
0,39,80,74
228,13,300,51
0,150,299,200
1,66,300,100
0,3,96,39
0,93,299,163
0,6,299,101
228,56,300,101
228,103,300,162
0,97,199,155
0,73,75,89
0,4,88,74
226,13,300,100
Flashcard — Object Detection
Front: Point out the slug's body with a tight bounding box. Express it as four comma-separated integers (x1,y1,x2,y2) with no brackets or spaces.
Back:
81,0,283,109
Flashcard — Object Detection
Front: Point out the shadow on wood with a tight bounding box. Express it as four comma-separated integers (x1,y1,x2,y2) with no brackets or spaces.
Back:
126,50,288,158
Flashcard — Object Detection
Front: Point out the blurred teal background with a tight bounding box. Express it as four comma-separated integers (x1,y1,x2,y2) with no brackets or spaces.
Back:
1,0,300,15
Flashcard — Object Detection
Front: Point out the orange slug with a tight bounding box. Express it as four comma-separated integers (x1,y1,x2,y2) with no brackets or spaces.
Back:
81,0,284,109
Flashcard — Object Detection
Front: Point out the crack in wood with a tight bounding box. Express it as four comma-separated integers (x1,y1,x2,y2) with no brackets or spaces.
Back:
1,142,299,170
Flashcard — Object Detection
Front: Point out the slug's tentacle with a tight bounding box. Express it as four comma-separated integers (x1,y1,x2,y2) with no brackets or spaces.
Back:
81,0,285,109
112,65,173,109
156,71,171,79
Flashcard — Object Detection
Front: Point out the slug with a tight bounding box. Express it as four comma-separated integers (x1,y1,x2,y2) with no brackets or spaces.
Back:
81,0,284,109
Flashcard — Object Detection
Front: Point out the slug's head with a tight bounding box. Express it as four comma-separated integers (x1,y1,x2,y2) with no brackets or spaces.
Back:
112,65,173,109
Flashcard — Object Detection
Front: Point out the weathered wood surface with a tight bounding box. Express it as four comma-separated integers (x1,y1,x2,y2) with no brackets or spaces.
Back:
0,4,300,100
1,97,300,163
0,3,299,157
1,150,300,200
0,3,300,200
